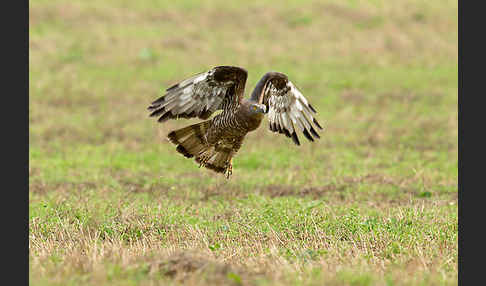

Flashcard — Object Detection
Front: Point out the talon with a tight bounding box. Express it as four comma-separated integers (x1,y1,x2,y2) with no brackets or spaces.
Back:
225,169,232,179
224,161,233,179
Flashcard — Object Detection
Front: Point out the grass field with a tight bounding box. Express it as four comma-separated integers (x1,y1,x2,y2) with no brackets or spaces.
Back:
29,0,458,285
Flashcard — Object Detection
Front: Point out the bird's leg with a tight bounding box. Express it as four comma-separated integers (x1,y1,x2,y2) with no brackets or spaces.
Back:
224,159,233,179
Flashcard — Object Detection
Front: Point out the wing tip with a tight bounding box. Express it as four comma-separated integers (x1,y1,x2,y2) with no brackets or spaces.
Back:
291,132,301,146
302,129,314,142
313,118,323,130
309,126,320,139
308,104,317,113
157,112,173,123
149,96,166,107
149,107,166,118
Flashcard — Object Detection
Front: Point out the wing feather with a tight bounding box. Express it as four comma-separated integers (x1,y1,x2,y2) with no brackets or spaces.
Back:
148,66,247,123
281,112,294,135
261,75,323,145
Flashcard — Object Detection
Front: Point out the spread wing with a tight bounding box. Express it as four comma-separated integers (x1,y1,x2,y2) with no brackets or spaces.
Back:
260,73,323,145
148,66,247,123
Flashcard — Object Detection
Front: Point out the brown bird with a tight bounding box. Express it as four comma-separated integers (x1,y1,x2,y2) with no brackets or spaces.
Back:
148,66,323,178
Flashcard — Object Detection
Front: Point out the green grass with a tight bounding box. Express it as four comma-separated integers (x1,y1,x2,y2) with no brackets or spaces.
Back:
30,0,457,285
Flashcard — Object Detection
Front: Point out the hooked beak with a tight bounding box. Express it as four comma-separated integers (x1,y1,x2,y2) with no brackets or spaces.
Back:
260,105,267,113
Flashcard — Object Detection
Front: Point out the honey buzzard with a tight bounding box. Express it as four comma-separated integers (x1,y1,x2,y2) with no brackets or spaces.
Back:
148,66,323,178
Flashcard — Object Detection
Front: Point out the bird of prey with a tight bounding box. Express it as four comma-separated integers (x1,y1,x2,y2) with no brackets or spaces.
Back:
148,66,323,178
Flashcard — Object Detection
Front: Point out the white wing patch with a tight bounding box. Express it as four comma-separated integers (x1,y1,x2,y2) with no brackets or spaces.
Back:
266,81,323,145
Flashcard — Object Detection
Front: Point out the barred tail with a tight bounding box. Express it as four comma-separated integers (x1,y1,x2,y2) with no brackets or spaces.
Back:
167,121,234,176
167,121,211,159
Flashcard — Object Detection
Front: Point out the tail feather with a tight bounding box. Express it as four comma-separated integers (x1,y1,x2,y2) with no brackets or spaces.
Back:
167,121,234,176
202,150,232,173
167,121,208,145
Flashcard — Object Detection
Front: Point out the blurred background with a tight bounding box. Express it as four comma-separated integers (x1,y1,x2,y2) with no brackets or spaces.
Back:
29,0,457,284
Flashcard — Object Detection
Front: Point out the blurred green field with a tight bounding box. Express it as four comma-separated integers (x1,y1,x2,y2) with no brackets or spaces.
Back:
29,0,458,285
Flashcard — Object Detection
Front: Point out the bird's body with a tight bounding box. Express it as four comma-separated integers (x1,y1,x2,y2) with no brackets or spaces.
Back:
148,66,323,178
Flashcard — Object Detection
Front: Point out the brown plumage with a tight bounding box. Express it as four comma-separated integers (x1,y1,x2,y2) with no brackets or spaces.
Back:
148,66,323,178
